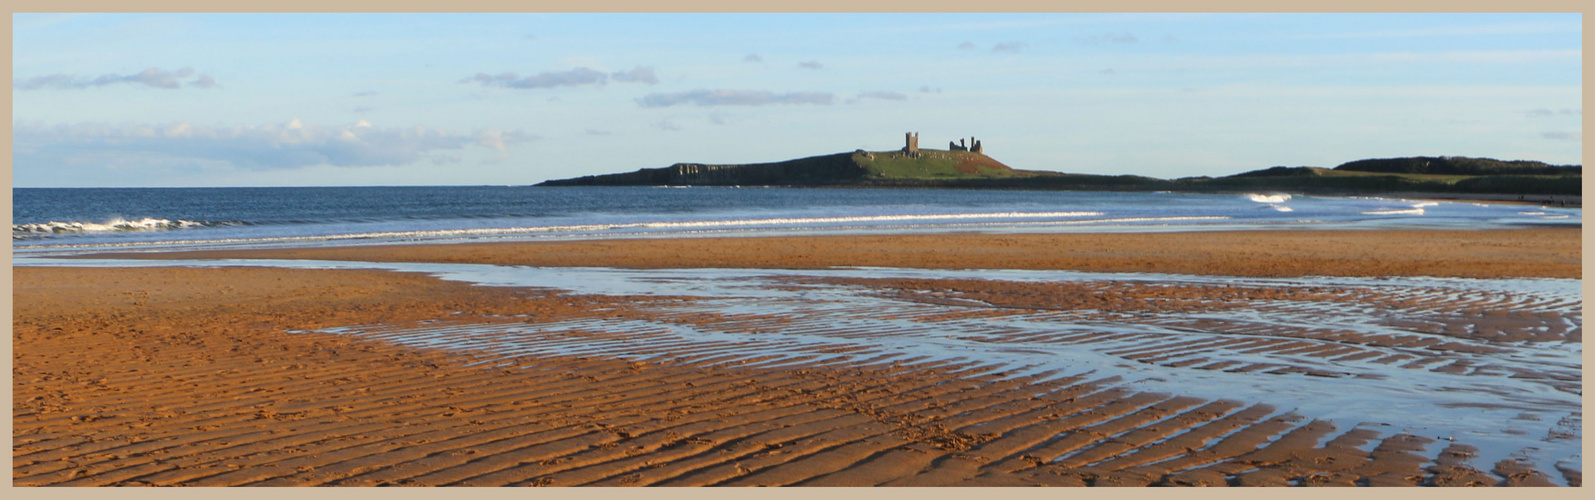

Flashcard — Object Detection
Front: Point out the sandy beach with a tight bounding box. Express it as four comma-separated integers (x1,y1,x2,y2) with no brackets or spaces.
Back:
14,228,1583,486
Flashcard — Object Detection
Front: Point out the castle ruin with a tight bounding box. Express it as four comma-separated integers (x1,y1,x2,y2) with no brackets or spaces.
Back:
949,136,983,153
904,132,983,155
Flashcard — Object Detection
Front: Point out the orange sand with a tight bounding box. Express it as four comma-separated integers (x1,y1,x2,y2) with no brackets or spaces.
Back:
15,228,1582,486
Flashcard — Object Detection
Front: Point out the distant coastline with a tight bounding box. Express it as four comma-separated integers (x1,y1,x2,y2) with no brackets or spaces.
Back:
537,142,1581,204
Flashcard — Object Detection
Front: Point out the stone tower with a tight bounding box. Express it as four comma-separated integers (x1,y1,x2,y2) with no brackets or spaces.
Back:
903,132,920,157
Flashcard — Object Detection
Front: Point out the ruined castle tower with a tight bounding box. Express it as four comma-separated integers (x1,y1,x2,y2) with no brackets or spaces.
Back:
903,132,920,157
972,139,983,154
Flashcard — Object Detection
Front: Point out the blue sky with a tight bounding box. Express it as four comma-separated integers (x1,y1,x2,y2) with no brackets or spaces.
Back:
11,13,1583,187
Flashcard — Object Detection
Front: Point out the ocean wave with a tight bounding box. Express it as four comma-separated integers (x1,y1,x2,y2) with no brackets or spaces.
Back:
1246,193,1291,204
12,218,241,239
14,213,1231,253
1362,208,1425,216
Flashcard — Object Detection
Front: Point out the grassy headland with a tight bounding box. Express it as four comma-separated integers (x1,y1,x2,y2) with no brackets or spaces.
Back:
536,151,1580,199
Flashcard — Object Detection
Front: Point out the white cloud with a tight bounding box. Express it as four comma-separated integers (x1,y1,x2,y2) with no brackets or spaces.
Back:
13,120,538,170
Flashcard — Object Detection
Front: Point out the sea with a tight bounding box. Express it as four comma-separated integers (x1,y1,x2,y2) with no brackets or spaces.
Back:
11,186,1582,256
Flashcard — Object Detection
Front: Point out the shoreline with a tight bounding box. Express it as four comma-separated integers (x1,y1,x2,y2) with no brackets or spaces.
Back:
76,227,1583,280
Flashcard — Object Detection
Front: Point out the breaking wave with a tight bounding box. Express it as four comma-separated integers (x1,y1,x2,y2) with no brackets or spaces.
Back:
13,218,241,239
1246,193,1291,204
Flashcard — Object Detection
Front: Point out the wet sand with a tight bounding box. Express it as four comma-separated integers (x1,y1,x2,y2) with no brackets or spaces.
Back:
89,227,1582,279
14,228,1583,486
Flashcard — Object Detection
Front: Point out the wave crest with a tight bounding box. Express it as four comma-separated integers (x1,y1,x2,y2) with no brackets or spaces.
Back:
1246,193,1291,204
13,218,238,239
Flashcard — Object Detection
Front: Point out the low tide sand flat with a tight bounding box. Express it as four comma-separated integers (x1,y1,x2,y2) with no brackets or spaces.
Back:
12,228,1581,487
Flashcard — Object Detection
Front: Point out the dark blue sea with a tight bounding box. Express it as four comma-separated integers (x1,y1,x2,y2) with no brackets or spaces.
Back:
12,186,1581,255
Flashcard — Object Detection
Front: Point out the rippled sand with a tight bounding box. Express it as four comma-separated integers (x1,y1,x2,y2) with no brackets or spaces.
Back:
13,228,1583,486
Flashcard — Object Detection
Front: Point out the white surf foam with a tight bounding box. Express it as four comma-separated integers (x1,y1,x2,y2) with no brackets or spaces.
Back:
1246,193,1291,204
12,218,233,238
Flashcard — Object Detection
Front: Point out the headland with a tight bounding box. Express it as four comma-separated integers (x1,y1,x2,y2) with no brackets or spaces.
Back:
538,133,1581,203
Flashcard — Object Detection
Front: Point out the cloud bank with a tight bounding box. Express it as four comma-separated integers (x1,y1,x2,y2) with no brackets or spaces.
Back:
460,66,658,89
636,89,835,107
13,119,537,170
15,67,219,90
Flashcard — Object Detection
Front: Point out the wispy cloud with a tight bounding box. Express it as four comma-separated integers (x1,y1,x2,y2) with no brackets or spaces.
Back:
610,66,658,84
14,67,219,90
460,67,606,89
652,120,683,131
918,86,942,93
956,41,975,50
1527,108,1581,118
352,90,378,97
460,66,658,89
190,74,219,89
13,119,537,170
637,89,835,107
585,129,612,136
846,91,908,104
991,42,1027,53
742,53,763,63
1541,131,1581,141
797,61,824,70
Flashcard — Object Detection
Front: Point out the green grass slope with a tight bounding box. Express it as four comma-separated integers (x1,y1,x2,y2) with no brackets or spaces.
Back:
537,149,1042,186
853,149,1037,180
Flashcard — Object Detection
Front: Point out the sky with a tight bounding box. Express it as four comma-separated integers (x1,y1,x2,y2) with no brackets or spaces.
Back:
10,12,1584,187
